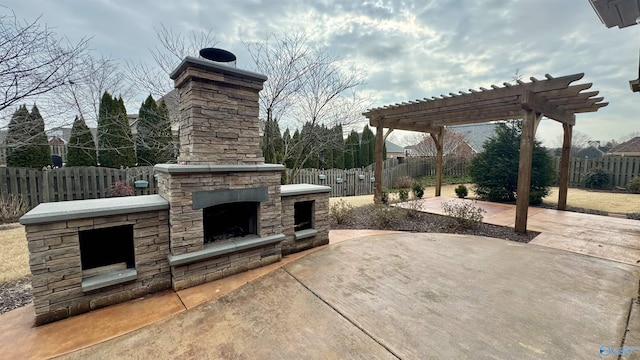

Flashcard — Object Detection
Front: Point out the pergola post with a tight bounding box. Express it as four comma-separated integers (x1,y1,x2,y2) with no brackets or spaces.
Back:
557,121,573,210
374,120,384,205
430,128,444,197
515,111,542,233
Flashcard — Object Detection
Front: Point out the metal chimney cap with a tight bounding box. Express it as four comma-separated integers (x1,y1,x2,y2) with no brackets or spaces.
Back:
199,48,237,62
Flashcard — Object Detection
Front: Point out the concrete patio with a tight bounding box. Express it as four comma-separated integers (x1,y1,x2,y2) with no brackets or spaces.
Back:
0,222,639,359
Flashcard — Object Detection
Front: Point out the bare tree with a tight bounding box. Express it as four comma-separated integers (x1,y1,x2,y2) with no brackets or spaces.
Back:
0,10,89,114
124,24,217,121
245,31,367,181
553,129,592,156
405,129,473,173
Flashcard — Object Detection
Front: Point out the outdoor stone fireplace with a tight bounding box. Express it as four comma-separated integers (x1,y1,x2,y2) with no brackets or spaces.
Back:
19,53,330,325
154,57,287,291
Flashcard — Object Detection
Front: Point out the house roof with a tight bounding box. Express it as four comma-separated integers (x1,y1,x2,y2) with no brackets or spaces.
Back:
575,146,604,159
609,136,640,154
589,0,640,29
385,140,404,153
447,123,500,153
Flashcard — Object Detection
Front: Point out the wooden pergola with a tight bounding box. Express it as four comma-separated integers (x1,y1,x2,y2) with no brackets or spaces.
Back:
363,73,608,233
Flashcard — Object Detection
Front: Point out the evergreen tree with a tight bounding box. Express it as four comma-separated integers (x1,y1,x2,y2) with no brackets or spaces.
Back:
98,92,135,168
261,118,284,164
136,95,174,165
67,115,97,166
156,100,175,163
5,105,31,167
359,125,375,167
28,105,51,167
344,130,360,169
288,129,301,169
5,105,51,168
282,128,293,168
469,122,555,204
332,125,345,169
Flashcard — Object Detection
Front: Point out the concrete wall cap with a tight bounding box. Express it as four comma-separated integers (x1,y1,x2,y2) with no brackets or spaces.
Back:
19,195,169,225
281,184,332,197
169,56,267,82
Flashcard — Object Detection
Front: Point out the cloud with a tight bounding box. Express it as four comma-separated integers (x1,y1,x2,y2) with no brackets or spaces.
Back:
1,0,638,144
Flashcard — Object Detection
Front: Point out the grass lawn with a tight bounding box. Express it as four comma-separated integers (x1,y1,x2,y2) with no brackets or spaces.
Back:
0,225,29,283
331,184,640,214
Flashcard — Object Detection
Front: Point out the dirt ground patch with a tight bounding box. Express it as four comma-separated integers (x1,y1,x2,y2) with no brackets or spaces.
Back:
330,185,640,214
0,224,29,284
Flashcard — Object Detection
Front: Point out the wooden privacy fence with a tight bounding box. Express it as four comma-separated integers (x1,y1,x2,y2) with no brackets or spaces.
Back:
554,156,640,188
290,157,470,197
0,166,157,207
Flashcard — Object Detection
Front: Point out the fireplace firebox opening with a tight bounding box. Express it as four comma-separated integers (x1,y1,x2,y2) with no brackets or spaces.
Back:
79,225,135,273
294,201,314,232
204,202,259,243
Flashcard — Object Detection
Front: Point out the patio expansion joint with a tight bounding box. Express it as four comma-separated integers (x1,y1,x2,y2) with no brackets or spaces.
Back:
618,297,635,356
281,267,402,360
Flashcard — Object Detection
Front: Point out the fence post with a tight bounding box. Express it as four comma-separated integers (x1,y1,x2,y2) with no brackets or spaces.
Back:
41,167,50,203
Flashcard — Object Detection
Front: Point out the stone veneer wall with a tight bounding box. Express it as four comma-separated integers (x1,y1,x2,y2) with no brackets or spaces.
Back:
170,58,267,165
280,185,331,255
155,169,284,290
25,208,170,325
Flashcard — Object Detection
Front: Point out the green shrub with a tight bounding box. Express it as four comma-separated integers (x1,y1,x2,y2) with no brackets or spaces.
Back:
370,205,404,229
105,181,134,198
0,195,30,224
398,189,409,202
584,168,611,189
381,190,389,205
394,176,414,189
441,200,486,230
628,177,640,194
329,199,355,225
528,190,546,205
412,182,424,199
455,184,468,199
469,122,554,202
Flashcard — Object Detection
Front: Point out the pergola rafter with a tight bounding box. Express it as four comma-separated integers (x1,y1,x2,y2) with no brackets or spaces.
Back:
363,73,607,233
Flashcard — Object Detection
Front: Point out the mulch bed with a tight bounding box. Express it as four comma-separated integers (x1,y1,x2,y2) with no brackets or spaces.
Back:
0,278,33,315
331,204,539,243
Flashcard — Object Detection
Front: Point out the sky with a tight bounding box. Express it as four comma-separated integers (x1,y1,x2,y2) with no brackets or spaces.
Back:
1,0,639,147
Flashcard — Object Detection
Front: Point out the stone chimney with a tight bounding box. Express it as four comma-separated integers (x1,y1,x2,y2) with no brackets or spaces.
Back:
169,57,267,165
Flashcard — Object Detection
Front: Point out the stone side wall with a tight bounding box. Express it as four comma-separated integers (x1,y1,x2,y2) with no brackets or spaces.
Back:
26,210,170,325
174,65,265,165
281,193,330,255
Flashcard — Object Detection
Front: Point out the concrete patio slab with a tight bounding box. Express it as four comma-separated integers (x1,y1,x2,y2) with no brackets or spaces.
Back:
0,290,184,360
55,233,639,359
285,233,639,359
59,268,396,360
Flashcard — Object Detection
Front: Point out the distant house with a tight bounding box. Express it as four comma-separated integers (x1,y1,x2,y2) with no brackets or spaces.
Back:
385,140,405,159
607,136,640,156
49,136,67,165
405,123,499,157
574,141,608,159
